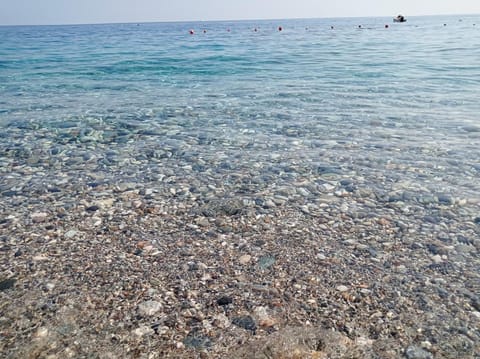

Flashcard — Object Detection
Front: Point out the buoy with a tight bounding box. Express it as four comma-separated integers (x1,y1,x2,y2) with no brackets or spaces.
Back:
358,25,362,28
385,24,389,28
330,26,334,29
203,29,207,33
189,29,194,35
278,26,283,31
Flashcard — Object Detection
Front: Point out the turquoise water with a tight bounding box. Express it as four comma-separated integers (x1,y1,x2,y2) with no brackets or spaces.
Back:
0,15,480,203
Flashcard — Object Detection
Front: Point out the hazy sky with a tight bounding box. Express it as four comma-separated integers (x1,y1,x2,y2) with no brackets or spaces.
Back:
1,0,479,25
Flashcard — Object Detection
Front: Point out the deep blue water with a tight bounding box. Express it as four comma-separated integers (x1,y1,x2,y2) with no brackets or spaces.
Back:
0,15,479,202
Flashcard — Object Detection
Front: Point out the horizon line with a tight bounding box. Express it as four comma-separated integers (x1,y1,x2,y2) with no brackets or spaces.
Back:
0,12,477,27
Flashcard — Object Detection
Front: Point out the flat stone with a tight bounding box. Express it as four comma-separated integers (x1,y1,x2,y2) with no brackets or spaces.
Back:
138,300,162,316
257,255,276,270
336,285,349,292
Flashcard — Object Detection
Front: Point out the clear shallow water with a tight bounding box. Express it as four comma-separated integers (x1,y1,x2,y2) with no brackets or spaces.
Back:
1,15,480,204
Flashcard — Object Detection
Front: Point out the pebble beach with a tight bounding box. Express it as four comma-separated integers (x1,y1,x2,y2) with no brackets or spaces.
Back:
1,16,480,358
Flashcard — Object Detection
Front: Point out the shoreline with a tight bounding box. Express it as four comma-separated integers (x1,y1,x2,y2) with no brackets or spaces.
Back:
1,177,479,358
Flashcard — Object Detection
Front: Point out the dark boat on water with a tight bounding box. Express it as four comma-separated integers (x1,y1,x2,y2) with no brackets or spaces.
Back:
394,14,407,23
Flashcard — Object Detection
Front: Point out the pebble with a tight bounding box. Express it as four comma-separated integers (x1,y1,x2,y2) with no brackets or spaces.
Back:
133,326,155,337
213,313,231,329
257,255,276,269
238,254,252,265
405,345,433,359
64,230,78,239
31,212,48,223
138,300,162,316
34,327,50,339
336,285,349,292
253,306,277,328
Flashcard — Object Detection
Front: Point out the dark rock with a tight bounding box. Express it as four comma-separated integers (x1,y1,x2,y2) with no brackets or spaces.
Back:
232,316,257,332
437,194,454,205
457,235,474,245
474,217,480,224
217,296,233,306
254,239,266,247
423,216,439,224
340,179,354,186
188,262,200,271
86,205,100,212
426,244,441,255
2,191,17,197
183,329,212,349
0,278,16,291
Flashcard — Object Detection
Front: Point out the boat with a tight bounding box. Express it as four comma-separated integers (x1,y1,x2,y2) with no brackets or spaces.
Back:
394,15,407,23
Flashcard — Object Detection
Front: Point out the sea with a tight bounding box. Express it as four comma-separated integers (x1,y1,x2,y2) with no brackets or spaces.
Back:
0,15,480,209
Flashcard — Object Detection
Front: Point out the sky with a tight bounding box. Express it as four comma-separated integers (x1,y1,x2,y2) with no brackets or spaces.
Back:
0,0,479,25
